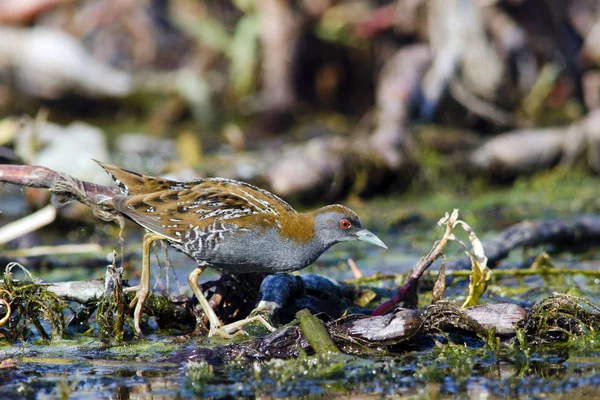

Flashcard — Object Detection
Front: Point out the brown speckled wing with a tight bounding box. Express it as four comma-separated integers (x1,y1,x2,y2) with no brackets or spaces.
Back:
97,161,295,215
111,179,296,242
111,195,179,240
188,178,295,215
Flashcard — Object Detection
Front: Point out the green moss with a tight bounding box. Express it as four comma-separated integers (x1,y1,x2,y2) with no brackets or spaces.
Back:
261,354,346,384
525,294,600,345
185,360,215,391
0,263,72,342
106,339,177,357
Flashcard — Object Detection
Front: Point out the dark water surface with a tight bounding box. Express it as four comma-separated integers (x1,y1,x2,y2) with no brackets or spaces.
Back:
2,172,600,398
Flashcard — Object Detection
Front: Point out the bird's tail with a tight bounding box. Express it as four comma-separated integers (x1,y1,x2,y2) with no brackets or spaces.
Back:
94,160,176,195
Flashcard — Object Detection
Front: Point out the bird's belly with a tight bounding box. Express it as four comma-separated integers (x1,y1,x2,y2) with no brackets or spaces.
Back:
207,240,307,274
170,227,314,274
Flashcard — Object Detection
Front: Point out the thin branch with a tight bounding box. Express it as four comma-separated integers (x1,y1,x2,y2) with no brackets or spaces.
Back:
0,205,56,245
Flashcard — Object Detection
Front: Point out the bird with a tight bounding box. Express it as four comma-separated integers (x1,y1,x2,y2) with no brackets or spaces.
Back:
95,161,387,337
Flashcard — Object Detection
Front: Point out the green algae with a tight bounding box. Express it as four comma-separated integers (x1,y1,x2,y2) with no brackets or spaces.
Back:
96,262,125,341
525,294,600,345
185,360,214,392
105,338,178,357
0,263,72,342
2,167,600,397
185,352,419,397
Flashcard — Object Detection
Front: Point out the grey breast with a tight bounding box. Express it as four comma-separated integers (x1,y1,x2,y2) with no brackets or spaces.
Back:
173,223,326,274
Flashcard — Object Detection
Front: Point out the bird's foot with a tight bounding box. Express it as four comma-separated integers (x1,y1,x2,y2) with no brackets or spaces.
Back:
124,287,149,337
123,285,139,293
248,307,278,326
209,315,276,338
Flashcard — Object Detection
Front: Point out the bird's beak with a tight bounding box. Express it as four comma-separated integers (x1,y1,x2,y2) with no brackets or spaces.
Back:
355,229,387,249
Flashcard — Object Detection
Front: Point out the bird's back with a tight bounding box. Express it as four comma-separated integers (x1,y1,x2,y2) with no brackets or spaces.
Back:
96,161,297,244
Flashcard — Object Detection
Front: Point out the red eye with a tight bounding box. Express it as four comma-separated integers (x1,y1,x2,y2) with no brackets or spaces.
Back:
339,219,352,229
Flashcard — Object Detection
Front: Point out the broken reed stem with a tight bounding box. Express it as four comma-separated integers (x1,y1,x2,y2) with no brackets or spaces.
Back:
348,258,363,279
3,243,103,258
407,212,457,282
347,267,600,285
296,309,340,354
0,204,56,245
370,210,468,315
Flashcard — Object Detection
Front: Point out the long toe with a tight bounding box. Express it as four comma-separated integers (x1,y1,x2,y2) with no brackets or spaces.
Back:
210,315,277,338
210,327,247,339
126,289,149,337
128,294,138,309
123,285,140,293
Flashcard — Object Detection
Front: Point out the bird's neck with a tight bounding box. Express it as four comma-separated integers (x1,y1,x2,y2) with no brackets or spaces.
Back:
275,210,334,268
278,211,316,244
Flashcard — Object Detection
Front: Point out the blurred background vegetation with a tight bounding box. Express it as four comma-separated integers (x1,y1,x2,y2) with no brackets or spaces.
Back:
2,0,600,213
3,5,600,397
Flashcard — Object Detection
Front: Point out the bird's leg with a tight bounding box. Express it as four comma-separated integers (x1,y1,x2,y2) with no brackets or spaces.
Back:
187,266,276,338
127,232,164,337
188,265,224,336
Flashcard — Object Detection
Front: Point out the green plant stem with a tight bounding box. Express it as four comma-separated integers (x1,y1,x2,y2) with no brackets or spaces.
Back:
296,309,340,354
348,267,600,285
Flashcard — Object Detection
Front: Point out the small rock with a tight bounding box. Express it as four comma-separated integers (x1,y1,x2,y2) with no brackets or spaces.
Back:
463,303,528,336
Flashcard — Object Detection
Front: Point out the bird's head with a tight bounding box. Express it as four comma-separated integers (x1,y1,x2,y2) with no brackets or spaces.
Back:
312,205,387,249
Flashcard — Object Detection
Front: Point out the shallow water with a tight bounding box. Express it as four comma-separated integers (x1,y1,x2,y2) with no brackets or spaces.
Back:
2,172,600,398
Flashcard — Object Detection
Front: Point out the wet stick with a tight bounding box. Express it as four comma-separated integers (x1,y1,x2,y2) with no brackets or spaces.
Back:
347,267,600,286
296,309,340,354
0,204,56,245
3,243,102,258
